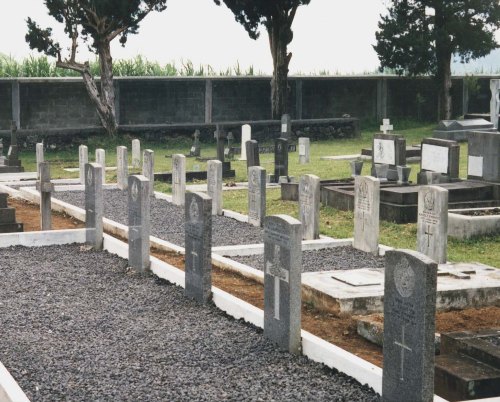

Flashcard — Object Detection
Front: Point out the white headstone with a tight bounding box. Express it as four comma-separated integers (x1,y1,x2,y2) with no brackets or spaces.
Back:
299,174,320,240
248,166,266,227
142,149,154,196
172,154,186,206
79,145,88,184
298,137,310,164
207,160,223,215
132,139,141,168
373,138,396,165
240,124,251,161
353,176,380,254
95,148,106,184
421,144,449,174
116,146,128,190
36,143,44,179
467,156,484,178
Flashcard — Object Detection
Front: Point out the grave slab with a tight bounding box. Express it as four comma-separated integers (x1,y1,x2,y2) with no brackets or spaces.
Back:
433,118,496,141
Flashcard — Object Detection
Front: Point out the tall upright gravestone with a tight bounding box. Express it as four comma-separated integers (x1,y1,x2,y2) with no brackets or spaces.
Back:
36,161,54,231
95,148,106,184
142,149,155,196
116,146,128,190
240,124,251,161
299,174,320,240
382,249,438,402
298,137,310,164
263,215,302,354
36,143,44,179
85,163,103,250
128,175,150,272
353,176,380,254
0,121,24,173
172,154,186,206
207,160,223,215
79,145,88,184
274,138,289,182
246,140,260,170
184,192,213,304
248,166,266,227
132,139,141,168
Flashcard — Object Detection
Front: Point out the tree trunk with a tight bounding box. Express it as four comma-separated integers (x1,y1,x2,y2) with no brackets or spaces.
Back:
434,5,452,121
96,42,117,135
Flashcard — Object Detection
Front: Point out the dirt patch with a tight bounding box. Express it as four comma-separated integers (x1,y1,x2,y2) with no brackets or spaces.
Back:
8,196,500,368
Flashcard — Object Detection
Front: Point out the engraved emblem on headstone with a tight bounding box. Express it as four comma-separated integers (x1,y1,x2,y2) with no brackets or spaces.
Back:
86,165,93,186
189,196,200,221
394,257,415,298
423,191,435,212
265,244,289,320
377,141,385,160
131,180,139,202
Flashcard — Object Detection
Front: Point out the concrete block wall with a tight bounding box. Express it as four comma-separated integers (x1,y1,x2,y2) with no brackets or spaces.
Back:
0,83,12,130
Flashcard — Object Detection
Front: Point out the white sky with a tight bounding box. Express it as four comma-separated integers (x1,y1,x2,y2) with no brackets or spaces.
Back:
0,0,389,74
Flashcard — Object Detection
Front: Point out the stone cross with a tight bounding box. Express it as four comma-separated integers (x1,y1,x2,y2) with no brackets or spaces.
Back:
417,185,448,264
248,166,266,227
142,149,155,196
281,114,292,140
380,118,394,134
95,148,106,184
263,214,302,354
36,143,44,179
274,138,289,183
382,249,438,402
353,176,380,254
207,160,222,215
299,174,320,240
184,191,212,304
132,139,141,168
240,124,251,161
190,130,201,157
298,137,310,164
128,175,151,272
36,161,54,231
116,146,128,190
85,163,103,250
246,140,260,170
172,154,186,206
214,125,227,163
79,145,88,184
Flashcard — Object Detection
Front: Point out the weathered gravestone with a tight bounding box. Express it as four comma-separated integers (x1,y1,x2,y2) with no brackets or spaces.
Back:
95,148,106,184
467,131,500,183
36,143,44,179
128,175,150,272
0,192,23,233
246,140,260,170
433,119,496,142
263,215,302,354
142,149,154,196
281,114,292,140
172,154,186,206
224,132,234,160
240,124,251,161
274,138,289,183
299,174,320,240
116,146,128,190
36,161,54,231
417,185,448,264
190,130,201,157
207,160,222,216
298,137,310,164
490,79,500,129
132,139,141,168
0,121,24,173
79,145,88,184
184,191,212,304
371,133,406,181
382,249,438,402
85,163,103,250
353,176,380,254
248,166,266,227
417,138,460,184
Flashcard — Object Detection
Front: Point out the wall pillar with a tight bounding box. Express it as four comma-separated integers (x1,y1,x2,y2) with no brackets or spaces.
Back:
11,80,20,129
295,79,303,120
376,78,388,121
114,80,120,125
462,78,469,117
205,79,213,123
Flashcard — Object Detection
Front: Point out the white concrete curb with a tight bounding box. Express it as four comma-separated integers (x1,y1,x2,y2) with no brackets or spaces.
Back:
0,229,86,248
0,361,30,402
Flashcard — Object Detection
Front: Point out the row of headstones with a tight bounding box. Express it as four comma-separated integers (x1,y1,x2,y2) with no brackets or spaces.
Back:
354,175,448,263
82,163,438,400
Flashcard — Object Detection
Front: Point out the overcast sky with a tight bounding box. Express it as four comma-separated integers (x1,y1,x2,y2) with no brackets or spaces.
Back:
1,0,390,74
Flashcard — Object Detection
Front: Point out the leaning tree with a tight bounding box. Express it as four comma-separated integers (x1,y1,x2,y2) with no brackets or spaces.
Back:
214,0,311,119
26,0,167,135
374,0,500,120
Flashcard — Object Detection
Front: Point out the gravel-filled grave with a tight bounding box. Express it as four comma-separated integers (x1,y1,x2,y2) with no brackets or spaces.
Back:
232,247,385,273
0,244,379,401
54,189,263,247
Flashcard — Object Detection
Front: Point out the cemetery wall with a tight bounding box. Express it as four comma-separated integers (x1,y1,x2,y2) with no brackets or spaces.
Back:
0,83,12,130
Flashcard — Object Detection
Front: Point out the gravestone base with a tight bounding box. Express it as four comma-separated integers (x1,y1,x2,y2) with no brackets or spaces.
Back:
0,193,23,233
0,165,25,173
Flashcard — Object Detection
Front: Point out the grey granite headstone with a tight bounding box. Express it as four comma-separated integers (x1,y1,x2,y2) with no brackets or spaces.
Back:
36,161,54,231
190,130,201,157
172,154,186,206
85,163,103,250
246,140,260,170
418,138,460,184
128,175,151,272
36,143,44,179
248,166,266,227
417,185,448,264
263,214,302,354
298,137,310,164
95,148,106,184
274,138,289,183
281,114,292,139
490,79,500,129
116,146,128,190
467,131,500,183
142,149,154,196
353,176,380,254
214,125,226,163
132,139,141,168
79,145,88,184
371,133,406,181
0,192,23,233
207,160,223,216
299,174,320,240
240,124,251,161
184,191,212,304
382,249,438,402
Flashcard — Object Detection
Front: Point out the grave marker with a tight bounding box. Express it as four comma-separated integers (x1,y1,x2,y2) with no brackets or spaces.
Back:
371,133,406,181
417,185,448,264
79,145,88,184
207,160,222,215
132,139,141,168
246,140,260,170
36,161,54,231
299,174,320,240
190,130,201,157
281,114,292,139
274,138,288,183
353,176,380,254
36,143,44,178
382,249,438,402
418,138,460,184
0,121,24,172
95,148,106,184
298,137,310,164
116,146,128,190
142,149,154,196
240,124,251,161
184,191,212,304
0,192,23,233
248,166,266,227
380,118,393,134
467,131,500,183
264,215,302,354
85,163,103,250
172,154,186,206
128,175,150,272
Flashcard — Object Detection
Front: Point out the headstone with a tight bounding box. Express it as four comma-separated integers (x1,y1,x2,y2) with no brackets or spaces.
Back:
246,140,260,170
350,160,364,177
382,249,438,402
397,166,411,185
128,175,150,272
371,133,406,181
214,125,227,163
116,146,128,190
190,130,201,157
490,79,500,129
36,143,44,179
172,154,186,206
380,118,394,134
240,124,251,161
298,137,310,164
0,193,23,233
467,131,500,183
274,138,288,183
85,163,103,250
142,149,154,196
207,160,223,216
299,174,320,240
417,138,460,184
248,166,266,227
353,176,380,254
224,132,234,160
79,145,88,184
184,191,212,304
95,148,106,184
281,114,292,139
36,161,54,231
263,215,302,354
417,185,448,264
433,119,496,141
132,139,141,168
0,121,24,172
374,163,389,181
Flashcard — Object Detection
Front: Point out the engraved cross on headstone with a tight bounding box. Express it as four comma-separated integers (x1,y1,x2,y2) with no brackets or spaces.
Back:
380,118,394,134
191,249,199,270
265,245,289,320
425,224,433,247
394,325,412,381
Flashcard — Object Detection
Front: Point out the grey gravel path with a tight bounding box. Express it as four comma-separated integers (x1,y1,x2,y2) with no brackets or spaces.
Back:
54,189,263,247
233,247,385,273
0,244,380,401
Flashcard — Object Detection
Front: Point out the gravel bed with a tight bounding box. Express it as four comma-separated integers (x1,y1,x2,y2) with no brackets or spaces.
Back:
0,244,380,401
232,246,385,273
54,189,263,247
